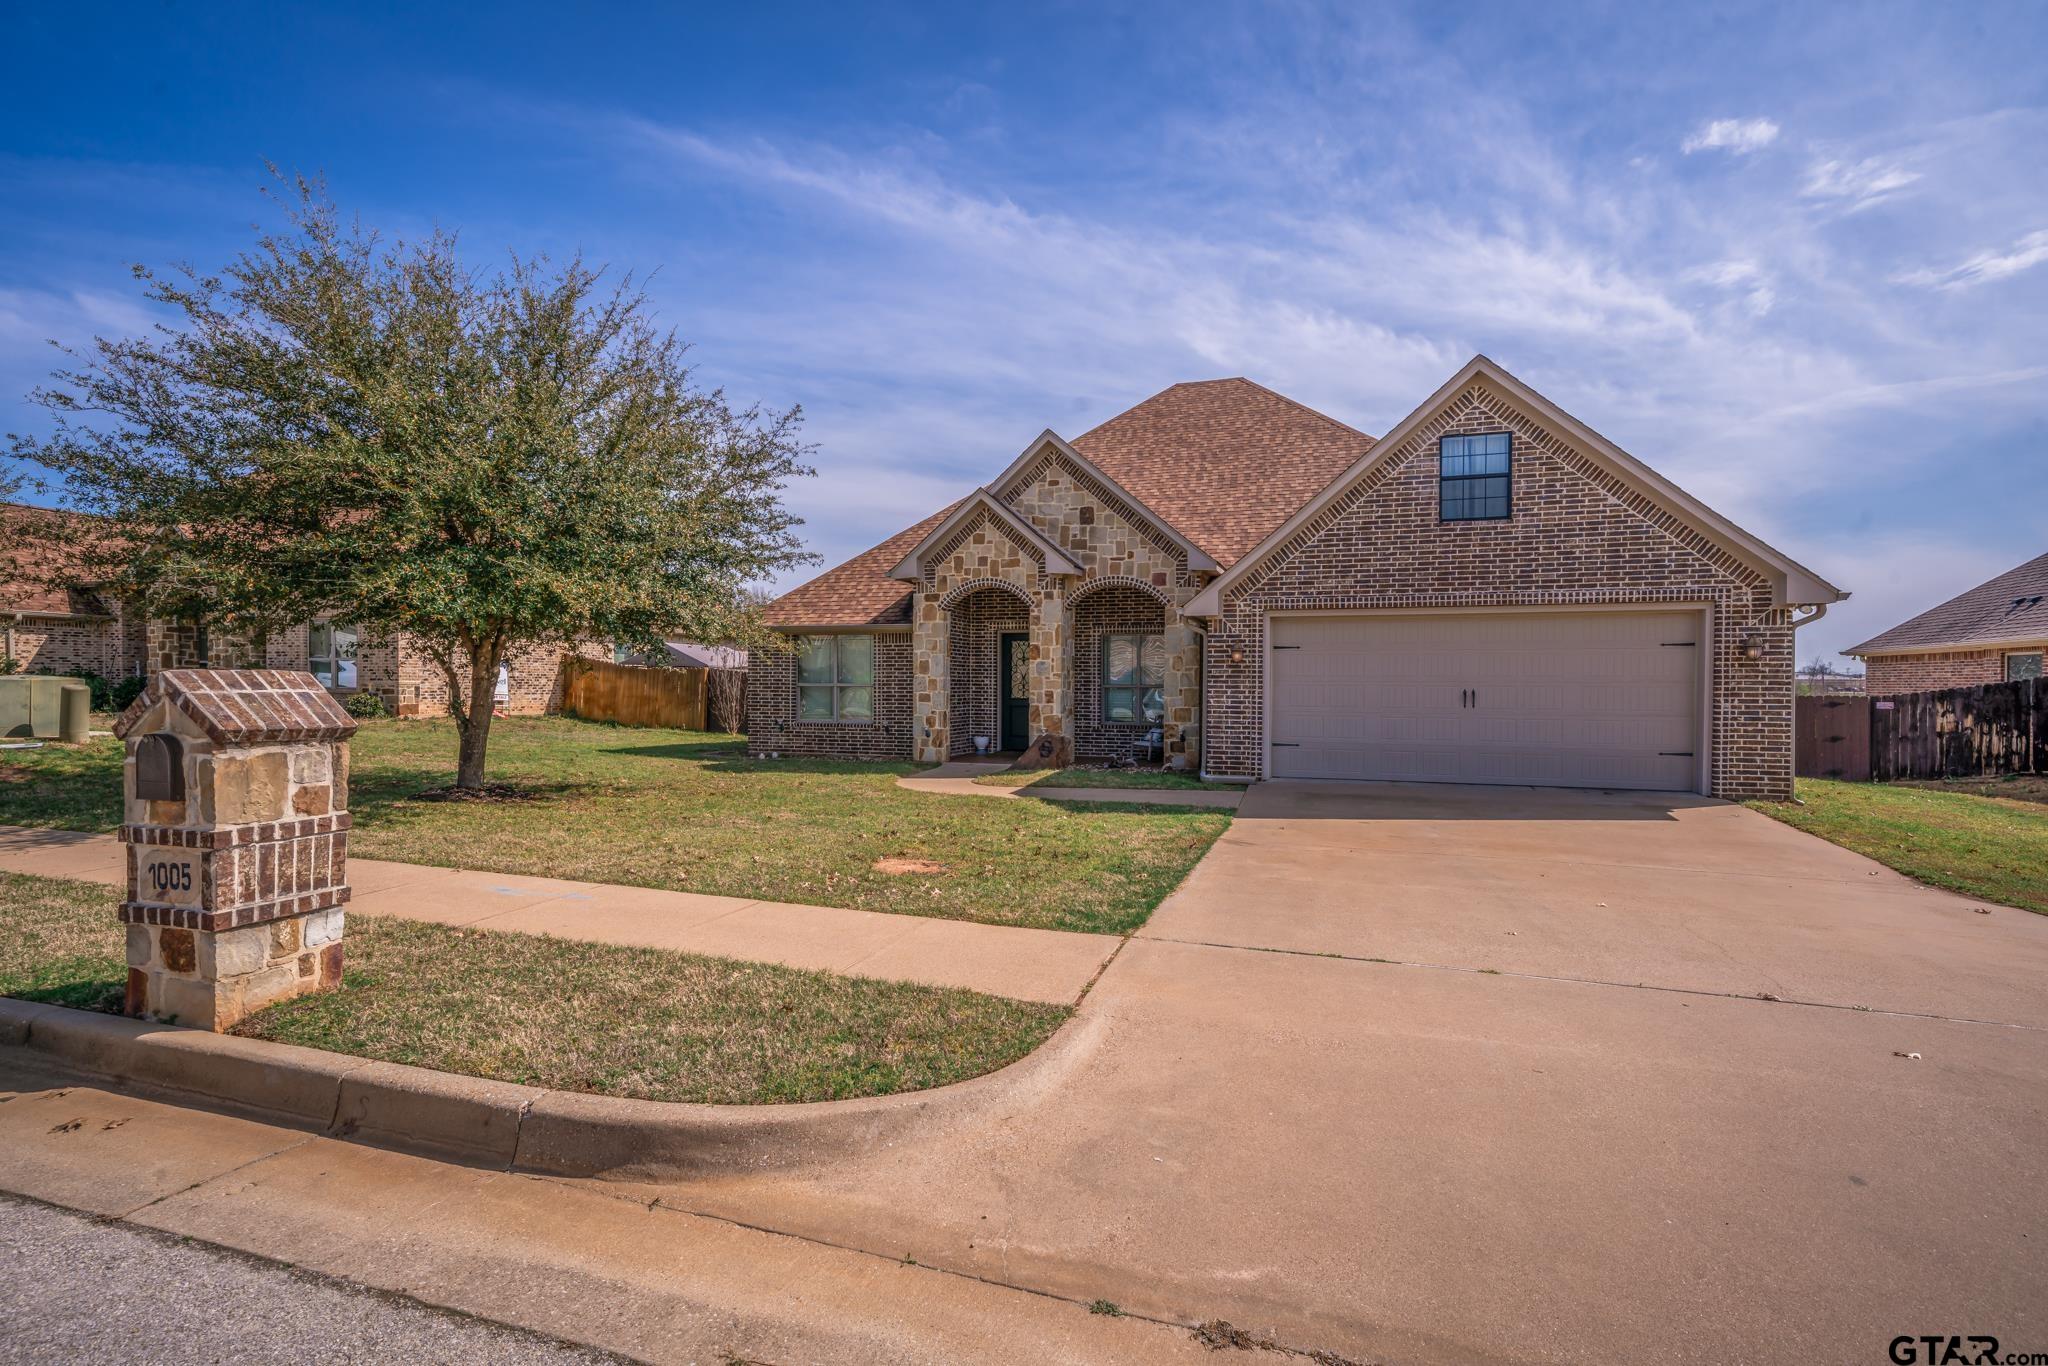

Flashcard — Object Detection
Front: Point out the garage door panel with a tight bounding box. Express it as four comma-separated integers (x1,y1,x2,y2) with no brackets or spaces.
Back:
1269,612,1702,791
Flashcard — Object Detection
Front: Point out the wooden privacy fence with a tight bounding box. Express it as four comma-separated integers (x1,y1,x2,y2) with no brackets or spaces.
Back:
1794,694,1872,781
563,659,708,730
1795,678,2045,782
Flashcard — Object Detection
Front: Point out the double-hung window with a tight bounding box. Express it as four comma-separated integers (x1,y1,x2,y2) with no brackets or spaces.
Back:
308,622,358,689
1440,432,1512,521
798,634,875,721
1102,633,1165,724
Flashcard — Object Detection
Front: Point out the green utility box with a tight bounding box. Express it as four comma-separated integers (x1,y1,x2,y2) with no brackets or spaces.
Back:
0,675,93,743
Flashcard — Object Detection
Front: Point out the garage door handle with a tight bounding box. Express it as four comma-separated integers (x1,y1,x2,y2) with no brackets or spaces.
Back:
1659,751,1694,757
1270,741,1301,747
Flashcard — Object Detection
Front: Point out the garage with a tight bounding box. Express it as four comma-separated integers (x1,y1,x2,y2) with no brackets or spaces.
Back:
1267,610,1705,791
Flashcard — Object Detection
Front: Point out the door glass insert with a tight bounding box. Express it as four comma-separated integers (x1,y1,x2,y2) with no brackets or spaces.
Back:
1008,638,1029,699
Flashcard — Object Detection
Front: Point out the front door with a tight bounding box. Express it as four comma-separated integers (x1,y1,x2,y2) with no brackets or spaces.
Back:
999,632,1031,752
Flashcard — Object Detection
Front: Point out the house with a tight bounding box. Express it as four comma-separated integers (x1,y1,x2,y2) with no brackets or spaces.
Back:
750,356,1846,800
1845,551,2048,694
660,641,748,670
1,501,602,715
1,503,131,680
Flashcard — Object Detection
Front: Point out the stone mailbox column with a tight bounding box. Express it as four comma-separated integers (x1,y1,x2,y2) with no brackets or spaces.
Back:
112,669,358,1031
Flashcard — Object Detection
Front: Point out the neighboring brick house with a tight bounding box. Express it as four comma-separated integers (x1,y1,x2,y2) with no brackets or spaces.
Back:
1845,552,2048,694
2,501,602,715
2,502,135,680
752,356,1846,799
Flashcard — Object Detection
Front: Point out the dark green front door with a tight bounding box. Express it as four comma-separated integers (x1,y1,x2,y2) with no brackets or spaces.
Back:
999,632,1030,752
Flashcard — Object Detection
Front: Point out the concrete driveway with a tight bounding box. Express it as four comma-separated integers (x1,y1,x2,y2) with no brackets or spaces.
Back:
670,781,2048,1364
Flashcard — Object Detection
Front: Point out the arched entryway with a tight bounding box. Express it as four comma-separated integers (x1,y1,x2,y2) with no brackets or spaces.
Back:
1071,579,1169,761
944,580,1033,757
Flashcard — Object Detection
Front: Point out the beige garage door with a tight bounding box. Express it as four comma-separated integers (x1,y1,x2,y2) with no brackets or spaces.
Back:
1269,611,1704,791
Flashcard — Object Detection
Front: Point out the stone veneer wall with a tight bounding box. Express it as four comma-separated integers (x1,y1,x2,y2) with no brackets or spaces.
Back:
1201,380,1795,800
745,632,915,760
1000,452,1206,766
1861,647,2037,695
947,587,1029,756
909,507,1064,763
1071,583,1169,761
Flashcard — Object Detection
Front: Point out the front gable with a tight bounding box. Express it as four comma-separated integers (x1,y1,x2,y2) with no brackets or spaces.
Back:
988,433,1219,592
1231,377,1772,606
1000,445,1197,595
1186,355,1843,616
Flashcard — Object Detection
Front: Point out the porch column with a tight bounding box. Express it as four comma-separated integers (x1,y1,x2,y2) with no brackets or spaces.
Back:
912,593,950,764
1027,579,1073,759
1162,613,1202,770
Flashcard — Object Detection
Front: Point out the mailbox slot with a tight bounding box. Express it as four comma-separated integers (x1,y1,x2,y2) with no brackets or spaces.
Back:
135,733,186,801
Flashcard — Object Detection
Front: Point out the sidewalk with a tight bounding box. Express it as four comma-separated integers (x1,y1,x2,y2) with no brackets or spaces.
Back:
0,827,1117,1005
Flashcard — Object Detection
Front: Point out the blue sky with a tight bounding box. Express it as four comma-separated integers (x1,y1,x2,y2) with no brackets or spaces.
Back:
4,1,2044,666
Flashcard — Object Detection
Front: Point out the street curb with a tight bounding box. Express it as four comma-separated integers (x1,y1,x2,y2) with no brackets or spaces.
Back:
0,996,1106,1180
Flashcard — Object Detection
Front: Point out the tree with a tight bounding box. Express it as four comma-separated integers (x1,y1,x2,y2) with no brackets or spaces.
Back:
9,177,813,788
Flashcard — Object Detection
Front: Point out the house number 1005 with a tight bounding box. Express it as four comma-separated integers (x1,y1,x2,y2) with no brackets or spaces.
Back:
147,861,193,894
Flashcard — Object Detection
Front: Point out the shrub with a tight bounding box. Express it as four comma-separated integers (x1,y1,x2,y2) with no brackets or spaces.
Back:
343,689,389,719
110,676,147,712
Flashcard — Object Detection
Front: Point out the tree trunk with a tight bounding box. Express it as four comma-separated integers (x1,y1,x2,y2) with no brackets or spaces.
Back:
454,637,504,790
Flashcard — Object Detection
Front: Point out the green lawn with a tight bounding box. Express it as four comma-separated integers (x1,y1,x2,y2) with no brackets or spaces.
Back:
0,717,1229,935
1748,779,2048,915
973,765,1229,791
0,871,1066,1105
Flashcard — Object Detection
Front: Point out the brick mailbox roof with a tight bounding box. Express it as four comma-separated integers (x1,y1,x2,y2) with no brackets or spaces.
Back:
114,668,359,744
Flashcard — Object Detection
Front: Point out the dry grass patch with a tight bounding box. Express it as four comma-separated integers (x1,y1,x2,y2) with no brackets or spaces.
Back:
873,856,948,876
0,871,1068,1105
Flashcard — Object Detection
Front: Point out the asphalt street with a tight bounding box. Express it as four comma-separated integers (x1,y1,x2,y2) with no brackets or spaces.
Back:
0,1193,625,1365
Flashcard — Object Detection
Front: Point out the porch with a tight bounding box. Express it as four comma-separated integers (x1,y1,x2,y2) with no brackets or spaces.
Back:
918,577,1200,769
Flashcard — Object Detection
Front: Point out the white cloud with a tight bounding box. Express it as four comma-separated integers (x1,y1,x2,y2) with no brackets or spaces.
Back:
1681,118,1780,155
1681,259,1776,317
1893,228,2048,290
1802,155,1920,210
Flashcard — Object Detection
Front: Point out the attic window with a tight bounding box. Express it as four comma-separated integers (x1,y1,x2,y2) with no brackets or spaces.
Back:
1440,433,1512,521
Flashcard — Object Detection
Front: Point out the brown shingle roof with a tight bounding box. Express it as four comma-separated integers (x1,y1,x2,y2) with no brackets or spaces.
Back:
761,380,1377,629
0,502,116,618
1069,378,1375,568
760,500,963,628
1847,550,2048,655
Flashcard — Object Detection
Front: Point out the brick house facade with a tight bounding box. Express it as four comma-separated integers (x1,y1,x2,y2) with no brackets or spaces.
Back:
752,358,1844,799
1846,550,2048,695
4,504,602,716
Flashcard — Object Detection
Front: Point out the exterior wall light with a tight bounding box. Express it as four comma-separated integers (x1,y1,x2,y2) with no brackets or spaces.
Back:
1229,646,1245,664
1740,633,1764,660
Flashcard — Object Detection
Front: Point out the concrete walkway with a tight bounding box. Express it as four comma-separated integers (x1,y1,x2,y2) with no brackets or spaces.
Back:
896,761,1243,809
0,826,1115,1006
